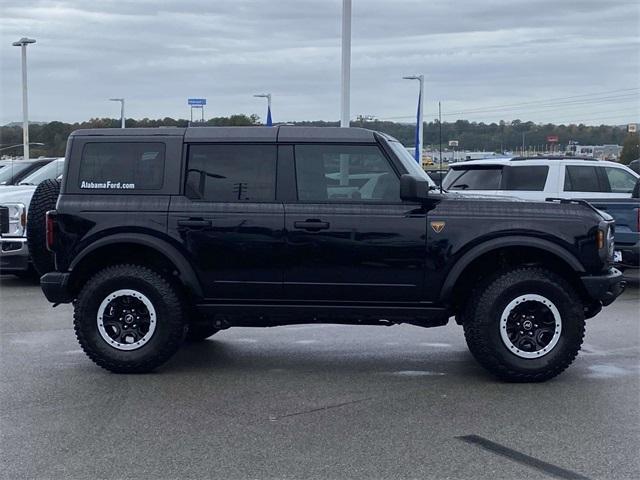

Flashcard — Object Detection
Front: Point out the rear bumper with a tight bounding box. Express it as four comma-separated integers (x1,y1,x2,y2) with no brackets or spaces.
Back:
0,237,29,272
40,272,73,303
580,268,626,307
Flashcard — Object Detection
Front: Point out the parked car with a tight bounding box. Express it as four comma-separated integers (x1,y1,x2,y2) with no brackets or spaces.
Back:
442,156,639,201
39,127,624,381
0,159,64,276
587,181,640,269
0,158,56,186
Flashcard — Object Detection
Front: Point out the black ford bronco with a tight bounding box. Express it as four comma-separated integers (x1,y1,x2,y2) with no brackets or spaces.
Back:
40,126,625,381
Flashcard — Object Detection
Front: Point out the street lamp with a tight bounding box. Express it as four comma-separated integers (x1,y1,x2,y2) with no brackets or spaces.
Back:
403,74,424,164
340,0,351,127
253,94,272,126
12,37,36,161
109,98,125,128
0,142,44,153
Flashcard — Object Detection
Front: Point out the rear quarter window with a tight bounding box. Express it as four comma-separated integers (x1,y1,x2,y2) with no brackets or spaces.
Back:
78,142,165,191
502,165,549,191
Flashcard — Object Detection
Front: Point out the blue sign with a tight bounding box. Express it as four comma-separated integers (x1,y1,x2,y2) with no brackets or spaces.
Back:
188,98,206,106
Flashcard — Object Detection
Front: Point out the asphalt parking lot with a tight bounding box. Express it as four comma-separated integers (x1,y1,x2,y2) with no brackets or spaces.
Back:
1,275,638,480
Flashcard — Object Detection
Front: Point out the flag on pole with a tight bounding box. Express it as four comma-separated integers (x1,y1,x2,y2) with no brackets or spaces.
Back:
414,89,421,163
266,106,273,127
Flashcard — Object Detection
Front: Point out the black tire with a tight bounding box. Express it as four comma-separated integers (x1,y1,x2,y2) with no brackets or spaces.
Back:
74,264,188,373
27,179,61,276
462,267,585,382
186,322,220,342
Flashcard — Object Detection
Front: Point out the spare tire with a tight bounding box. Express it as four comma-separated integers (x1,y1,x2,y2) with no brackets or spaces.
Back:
27,179,61,276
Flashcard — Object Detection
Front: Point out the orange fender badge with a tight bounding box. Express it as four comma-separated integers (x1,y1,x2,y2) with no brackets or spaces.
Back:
431,221,445,233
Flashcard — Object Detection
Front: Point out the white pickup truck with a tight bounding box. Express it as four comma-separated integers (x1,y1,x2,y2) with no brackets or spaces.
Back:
0,159,64,276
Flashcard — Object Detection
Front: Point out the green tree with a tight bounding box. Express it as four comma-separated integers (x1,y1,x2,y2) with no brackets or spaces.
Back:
620,133,639,165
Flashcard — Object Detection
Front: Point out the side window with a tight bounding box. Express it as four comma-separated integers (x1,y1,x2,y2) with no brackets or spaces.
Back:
605,167,637,194
185,144,276,202
563,166,604,192
502,166,549,191
294,144,400,202
443,167,502,190
79,143,165,190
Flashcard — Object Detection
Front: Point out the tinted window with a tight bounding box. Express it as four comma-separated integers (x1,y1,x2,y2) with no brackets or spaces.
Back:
605,167,637,193
443,166,502,190
19,160,64,185
0,161,39,185
79,143,165,190
502,165,549,191
295,145,400,202
186,145,276,202
563,166,603,192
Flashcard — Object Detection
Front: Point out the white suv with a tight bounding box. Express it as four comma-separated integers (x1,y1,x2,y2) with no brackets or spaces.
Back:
441,156,639,201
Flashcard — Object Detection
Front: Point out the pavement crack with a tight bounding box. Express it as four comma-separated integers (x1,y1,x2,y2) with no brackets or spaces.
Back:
269,397,372,421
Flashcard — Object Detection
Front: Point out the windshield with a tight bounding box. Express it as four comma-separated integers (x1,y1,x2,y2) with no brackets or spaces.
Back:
0,161,35,185
19,159,65,185
387,141,436,187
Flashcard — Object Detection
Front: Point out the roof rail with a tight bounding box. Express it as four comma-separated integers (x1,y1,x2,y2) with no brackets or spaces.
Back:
510,156,596,161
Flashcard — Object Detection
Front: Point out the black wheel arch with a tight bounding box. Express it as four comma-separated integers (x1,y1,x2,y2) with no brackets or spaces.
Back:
68,233,203,298
440,236,586,304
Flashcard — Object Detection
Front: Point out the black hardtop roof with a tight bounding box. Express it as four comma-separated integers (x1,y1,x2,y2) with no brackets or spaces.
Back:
70,126,378,143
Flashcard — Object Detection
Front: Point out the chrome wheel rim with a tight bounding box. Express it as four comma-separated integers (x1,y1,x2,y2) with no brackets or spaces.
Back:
500,294,562,359
97,289,156,351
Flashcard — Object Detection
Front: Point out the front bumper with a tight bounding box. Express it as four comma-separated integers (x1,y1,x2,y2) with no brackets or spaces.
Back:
40,272,72,304
581,267,626,307
0,237,29,272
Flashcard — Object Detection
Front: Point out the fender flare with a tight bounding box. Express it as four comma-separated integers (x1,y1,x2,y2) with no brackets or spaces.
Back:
439,235,585,302
69,233,203,297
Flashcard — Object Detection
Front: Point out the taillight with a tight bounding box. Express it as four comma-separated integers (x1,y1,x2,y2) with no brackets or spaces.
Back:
46,210,55,252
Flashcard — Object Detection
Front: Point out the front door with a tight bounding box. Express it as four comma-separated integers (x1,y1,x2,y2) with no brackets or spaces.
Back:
283,143,427,302
168,143,285,300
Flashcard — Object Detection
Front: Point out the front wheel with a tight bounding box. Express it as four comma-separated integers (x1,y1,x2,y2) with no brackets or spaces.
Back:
463,267,585,382
74,264,187,373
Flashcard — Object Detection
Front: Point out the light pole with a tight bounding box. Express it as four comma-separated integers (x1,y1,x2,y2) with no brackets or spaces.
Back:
0,142,44,153
340,0,351,127
403,74,424,163
109,98,125,128
12,37,36,161
253,94,272,126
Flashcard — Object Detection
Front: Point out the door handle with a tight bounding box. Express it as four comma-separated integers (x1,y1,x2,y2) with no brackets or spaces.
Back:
294,219,330,231
177,218,211,228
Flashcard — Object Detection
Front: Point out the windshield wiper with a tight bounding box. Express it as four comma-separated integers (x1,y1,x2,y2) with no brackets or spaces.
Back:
452,184,469,190
18,182,34,186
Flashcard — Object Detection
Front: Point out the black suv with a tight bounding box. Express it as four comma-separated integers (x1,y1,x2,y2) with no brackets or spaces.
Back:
41,126,625,381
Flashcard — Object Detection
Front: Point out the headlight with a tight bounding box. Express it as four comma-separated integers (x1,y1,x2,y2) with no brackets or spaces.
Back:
1,203,26,237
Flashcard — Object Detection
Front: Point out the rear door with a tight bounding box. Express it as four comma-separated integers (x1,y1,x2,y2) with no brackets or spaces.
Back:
168,143,285,300
282,143,427,302
559,163,637,199
494,164,551,200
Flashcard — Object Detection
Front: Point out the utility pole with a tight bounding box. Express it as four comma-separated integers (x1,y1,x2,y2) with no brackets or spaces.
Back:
12,37,36,160
340,0,351,127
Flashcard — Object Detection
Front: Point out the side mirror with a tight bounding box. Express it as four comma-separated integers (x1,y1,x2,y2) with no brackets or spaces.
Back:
400,174,429,202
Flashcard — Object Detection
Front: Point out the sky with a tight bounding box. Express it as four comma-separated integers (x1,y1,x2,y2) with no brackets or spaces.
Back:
1,0,639,126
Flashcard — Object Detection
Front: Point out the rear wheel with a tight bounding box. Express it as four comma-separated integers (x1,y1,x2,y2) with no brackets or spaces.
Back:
27,179,61,275
74,264,187,373
463,267,585,382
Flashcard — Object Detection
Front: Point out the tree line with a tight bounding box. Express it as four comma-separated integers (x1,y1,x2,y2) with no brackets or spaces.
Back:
1,115,635,163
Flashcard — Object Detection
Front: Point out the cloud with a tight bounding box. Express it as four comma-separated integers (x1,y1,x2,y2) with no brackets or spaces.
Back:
1,0,638,125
